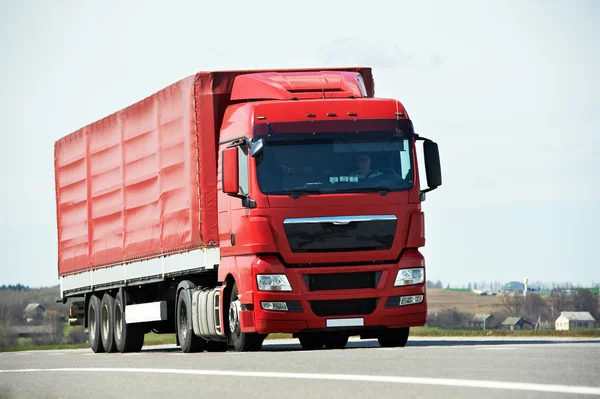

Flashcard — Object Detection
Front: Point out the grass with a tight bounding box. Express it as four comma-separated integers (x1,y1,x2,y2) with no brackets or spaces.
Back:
427,288,505,314
409,327,600,338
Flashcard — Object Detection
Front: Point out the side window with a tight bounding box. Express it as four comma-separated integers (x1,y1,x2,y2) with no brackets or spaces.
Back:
238,146,249,195
399,139,411,179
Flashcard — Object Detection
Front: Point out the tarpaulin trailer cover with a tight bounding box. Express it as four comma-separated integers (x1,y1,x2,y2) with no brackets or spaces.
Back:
54,68,374,277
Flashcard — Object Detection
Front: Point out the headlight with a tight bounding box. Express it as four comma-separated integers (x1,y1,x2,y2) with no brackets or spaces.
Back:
394,267,425,286
257,274,292,291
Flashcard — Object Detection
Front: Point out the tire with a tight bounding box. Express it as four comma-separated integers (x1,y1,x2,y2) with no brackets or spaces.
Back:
298,333,324,350
377,327,410,348
177,289,205,353
324,333,349,349
228,283,265,352
205,340,228,352
114,292,145,353
87,295,105,353
100,293,117,353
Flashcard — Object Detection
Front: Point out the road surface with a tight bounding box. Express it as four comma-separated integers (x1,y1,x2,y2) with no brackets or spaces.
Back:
1,337,599,398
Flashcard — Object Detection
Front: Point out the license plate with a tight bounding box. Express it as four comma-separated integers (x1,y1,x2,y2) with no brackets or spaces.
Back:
326,318,364,327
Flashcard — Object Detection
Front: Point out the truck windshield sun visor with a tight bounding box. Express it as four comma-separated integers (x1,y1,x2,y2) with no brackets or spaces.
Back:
254,119,415,196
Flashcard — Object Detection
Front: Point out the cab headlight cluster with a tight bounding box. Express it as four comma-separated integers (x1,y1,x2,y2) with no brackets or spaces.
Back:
394,267,425,286
257,274,292,291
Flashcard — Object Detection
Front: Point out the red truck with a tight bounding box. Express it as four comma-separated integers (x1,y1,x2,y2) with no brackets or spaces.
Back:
55,67,442,353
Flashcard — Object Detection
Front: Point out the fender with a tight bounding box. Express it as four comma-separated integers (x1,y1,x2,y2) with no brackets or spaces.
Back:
218,255,256,305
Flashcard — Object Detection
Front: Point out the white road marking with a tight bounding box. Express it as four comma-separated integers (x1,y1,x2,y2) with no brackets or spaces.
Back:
1,368,599,395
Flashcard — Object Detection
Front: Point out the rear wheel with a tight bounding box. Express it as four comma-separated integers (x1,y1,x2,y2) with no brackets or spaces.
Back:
88,295,105,353
377,327,410,348
177,289,205,353
228,283,265,352
298,333,324,350
114,292,145,353
100,294,117,353
323,332,349,349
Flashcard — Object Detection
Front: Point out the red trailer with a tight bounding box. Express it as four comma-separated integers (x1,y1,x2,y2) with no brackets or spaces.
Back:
55,67,441,353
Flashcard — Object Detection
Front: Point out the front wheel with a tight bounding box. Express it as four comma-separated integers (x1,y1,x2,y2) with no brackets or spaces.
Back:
377,327,410,348
228,283,265,352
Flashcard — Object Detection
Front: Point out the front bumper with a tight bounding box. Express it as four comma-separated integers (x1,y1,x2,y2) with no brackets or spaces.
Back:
240,250,427,335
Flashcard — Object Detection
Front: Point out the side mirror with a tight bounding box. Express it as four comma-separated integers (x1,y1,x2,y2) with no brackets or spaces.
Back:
222,147,239,195
422,140,442,194
250,139,265,158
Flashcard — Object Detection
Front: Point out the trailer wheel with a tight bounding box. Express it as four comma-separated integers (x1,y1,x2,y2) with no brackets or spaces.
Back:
323,332,349,349
176,289,205,353
298,333,324,350
228,283,265,352
377,327,410,348
114,293,145,353
100,293,117,353
88,295,105,353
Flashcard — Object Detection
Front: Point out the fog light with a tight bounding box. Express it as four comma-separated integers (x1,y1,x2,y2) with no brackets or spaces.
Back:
399,295,424,306
261,301,289,311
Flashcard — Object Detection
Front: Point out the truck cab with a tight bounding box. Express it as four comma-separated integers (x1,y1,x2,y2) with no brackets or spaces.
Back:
216,71,441,350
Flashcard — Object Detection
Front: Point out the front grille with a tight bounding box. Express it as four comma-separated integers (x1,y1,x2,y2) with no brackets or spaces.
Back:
284,216,397,253
304,272,381,291
309,298,378,317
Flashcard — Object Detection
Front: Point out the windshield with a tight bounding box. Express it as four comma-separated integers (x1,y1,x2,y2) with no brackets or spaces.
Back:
254,120,414,195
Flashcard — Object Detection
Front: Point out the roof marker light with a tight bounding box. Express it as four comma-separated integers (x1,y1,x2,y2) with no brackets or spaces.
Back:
327,112,337,117
348,112,357,116
306,113,316,118
257,116,266,120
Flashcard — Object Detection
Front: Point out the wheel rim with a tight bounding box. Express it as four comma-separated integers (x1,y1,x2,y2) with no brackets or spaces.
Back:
115,303,123,341
228,299,241,336
89,305,96,341
180,301,188,339
101,303,109,340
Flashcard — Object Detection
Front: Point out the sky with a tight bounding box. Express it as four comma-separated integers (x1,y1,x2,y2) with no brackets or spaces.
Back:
0,0,598,288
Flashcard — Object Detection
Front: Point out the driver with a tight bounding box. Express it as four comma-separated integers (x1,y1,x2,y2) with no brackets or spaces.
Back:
350,153,382,179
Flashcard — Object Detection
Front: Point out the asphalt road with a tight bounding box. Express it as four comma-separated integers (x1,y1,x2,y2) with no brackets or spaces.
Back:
1,337,600,399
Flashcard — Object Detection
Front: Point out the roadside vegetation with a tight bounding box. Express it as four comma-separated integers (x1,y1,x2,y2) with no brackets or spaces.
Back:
1,283,599,352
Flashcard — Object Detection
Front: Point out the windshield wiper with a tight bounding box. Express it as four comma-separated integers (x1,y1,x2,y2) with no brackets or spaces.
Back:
334,187,392,196
269,189,323,199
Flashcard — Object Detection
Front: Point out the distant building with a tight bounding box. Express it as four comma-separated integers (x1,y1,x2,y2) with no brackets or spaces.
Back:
503,281,541,294
503,281,525,292
500,317,534,331
555,312,596,330
23,303,45,323
471,314,494,330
